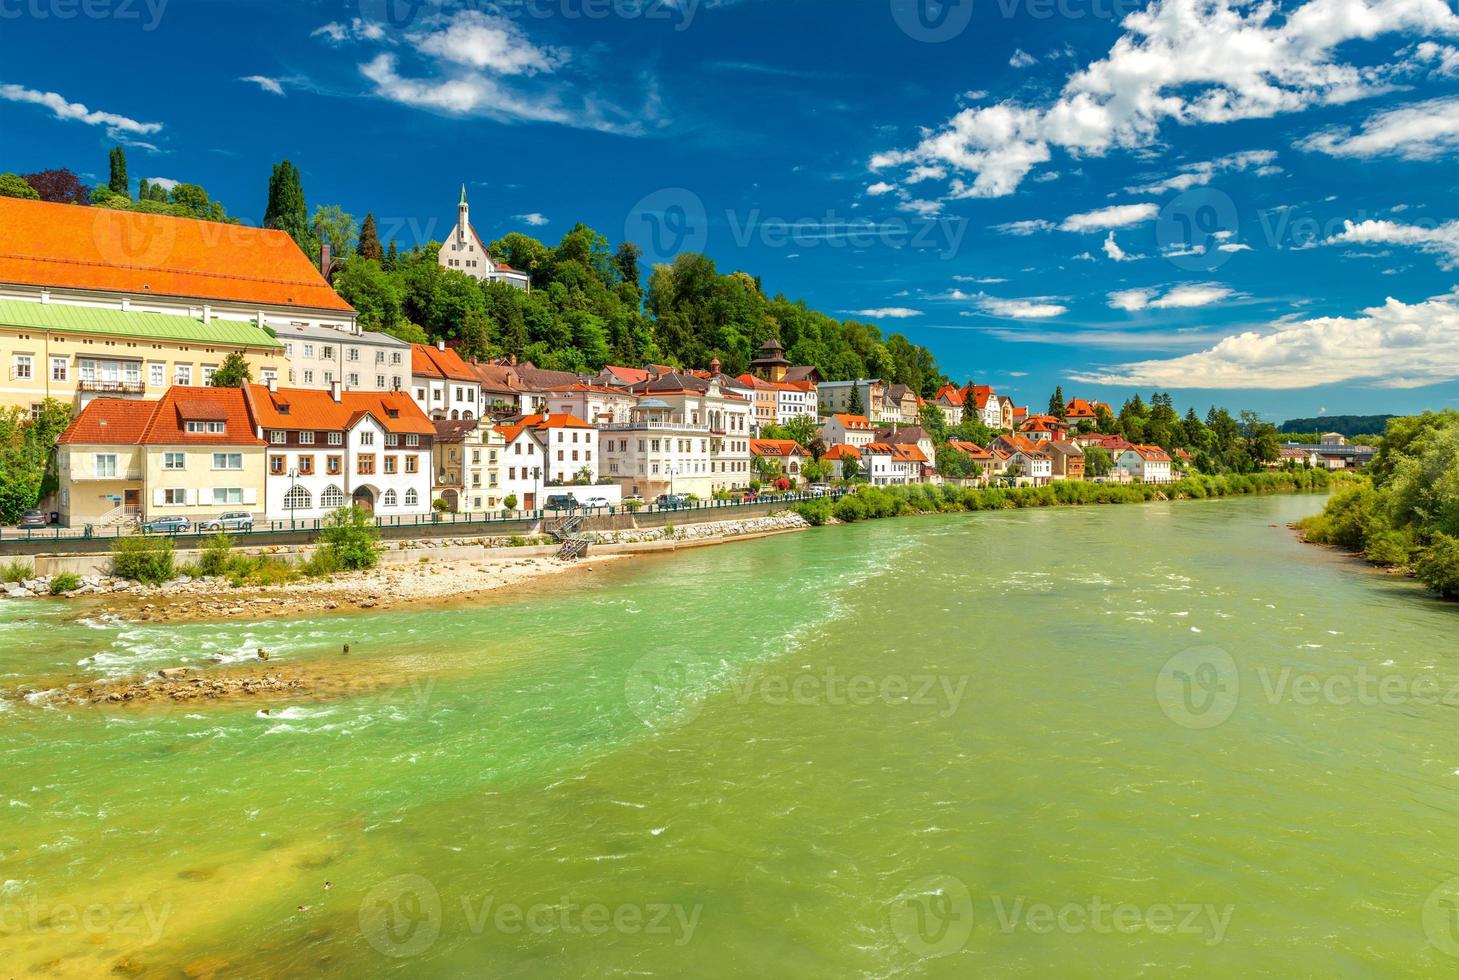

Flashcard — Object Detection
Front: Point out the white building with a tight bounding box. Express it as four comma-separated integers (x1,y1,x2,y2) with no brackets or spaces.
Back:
600,375,753,499
861,443,924,485
411,341,481,420
277,321,411,394
438,186,531,290
497,413,598,511
545,382,638,426
243,382,434,521
1115,445,1174,484
819,413,876,449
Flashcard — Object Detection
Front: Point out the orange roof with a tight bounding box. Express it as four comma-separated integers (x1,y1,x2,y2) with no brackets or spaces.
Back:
548,382,629,395
946,439,992,459
750,438,805,457
0,197,352,313
411,343,478,382
58,398,158,445
968,385,995,409
141,386,264,446
821,443,861,460
936,383,965,406
1128,444,1172,462
496,412,594,444
243,384,433,435
830,413,873,430
1065,398,1110,418
602,365,652,385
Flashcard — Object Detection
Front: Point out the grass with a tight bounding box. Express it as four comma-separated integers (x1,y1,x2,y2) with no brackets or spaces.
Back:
0,558,32,582
49,571,80,595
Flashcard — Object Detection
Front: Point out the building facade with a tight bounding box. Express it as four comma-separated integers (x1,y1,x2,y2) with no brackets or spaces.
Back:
277,322,410,394
437,186,531,289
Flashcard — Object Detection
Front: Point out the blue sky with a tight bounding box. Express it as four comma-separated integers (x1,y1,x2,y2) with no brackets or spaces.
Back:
3,0,1458,422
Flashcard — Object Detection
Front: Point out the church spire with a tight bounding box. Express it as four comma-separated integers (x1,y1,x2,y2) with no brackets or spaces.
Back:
459,183,467,207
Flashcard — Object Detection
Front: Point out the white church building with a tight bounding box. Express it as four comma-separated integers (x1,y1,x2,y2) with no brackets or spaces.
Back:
438,186,531,291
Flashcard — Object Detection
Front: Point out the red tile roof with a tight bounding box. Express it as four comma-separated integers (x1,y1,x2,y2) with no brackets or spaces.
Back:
1127,444,1172,462
1065,398,1111,419
936,383,965,406
820,443,861,460
142,386,264,445
830,413,873,430
0,197,352,312
58,398,158,445
602,365,652,385
946,439,993,459
750,438,805,458
411,343,478,382
243,384,434,435
496,412,594,444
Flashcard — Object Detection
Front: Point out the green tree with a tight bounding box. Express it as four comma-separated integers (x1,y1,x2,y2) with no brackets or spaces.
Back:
107,147,129,198
847,384,864,416
312,204,358,257
918,402,948,442
781,415,819,450
1049,385,1065,418
457,306,493,362
263,160,312,254
316,505,381,570
358,212,383,262
840,455,862,481
1083,446,1114,478
0,172,39,200
209,352,252,387
0,399,72,523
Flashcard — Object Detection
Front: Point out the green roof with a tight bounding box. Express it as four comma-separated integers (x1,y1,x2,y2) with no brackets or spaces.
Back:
0,298,283,349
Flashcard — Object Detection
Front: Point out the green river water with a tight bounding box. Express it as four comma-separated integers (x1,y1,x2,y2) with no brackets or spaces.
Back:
4,493,1459,977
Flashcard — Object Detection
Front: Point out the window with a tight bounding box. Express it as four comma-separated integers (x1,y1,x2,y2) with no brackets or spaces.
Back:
299,431,315,445
375,350,385,364
347,347,359,362
357,454,375,475
201,365,217,385
283,485,311,511
405,455,418,474
175,365,192,385
328,432,343,446
324,371,333,384
322,346,334,360
160,487,187,505
149,363,165,387
359,431,374,446
382,489,397,507
303,344,315,358
213,453,243,470
285,343,294,357
405,434,419,447
186,421,226,434
376,375,386,388
404,488,418,507
385,433,399,447
320,485,344,509
163,452,186,470
270,455,285,475
50,357,67,382
95,454,118,478
213,487,244,505
348,373,359,387
391,352,402,365
303,370,314,384
269,430,287,445
382,455,396,475
13,355,33,380
326,455,342,475
298,455,314,475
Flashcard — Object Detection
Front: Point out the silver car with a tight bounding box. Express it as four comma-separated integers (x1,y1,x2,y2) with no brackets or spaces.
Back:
202,511,254,532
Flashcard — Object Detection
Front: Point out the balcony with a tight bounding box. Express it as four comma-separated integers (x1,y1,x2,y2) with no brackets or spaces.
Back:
599,421,709,433
78,379,145,396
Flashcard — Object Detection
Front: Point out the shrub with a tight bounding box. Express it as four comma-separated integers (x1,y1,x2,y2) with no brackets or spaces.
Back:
198,533,233,577
1417,533,1459,599
793,499,832,526
503,494,518,512
0,558,32,582
49,571,81,595
300,547,341,577
110,534,175,584
315,505,381,571
1364,528,1418,568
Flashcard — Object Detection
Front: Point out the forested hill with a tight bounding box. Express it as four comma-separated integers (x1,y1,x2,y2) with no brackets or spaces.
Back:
331,224,950,396
1280,415,1395,438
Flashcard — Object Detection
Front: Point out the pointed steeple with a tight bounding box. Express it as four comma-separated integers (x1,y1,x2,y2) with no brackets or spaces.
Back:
459,183,468,206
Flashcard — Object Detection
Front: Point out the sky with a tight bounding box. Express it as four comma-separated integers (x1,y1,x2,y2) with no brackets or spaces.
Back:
2,0,1458,423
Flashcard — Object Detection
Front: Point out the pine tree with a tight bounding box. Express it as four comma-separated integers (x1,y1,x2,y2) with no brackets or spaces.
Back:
847,383,864,416
385,239,398,270
1049,385,1065,418
137,178,150,201
358,212,383,262
108,147,128,198
263,160,311,252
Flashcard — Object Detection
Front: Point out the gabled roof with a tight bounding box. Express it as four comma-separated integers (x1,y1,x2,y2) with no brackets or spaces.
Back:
243,384,434,435
862,442,926,463
496,412,594,444
936,383,965,406
782,365,821,383
514,363,583,390
633,371,710,395
749,438,805,457
1065,398,1111,418
821,443,861,460
601,365,653,385
829,413,873,430
473,361,527,396
875,425,930,445
58,398,158,445
0,197,352,313
432,418,478,442
142,386,264,446
946,439,992,459
968,385,995,410
1126,444,1172,462
0,297,282,348
411,343,478,382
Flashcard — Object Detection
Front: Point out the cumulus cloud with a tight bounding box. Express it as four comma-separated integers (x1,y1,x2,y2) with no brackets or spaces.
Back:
866,181,896,195
971,294,1069,319
1060,202,1158,232
1009,49,1038,68
240,75,285,96
1103,232,1143,262
1297,95,1459,160
414,11,564,76
1109,283,1234,310
145,177,179,191
869,0,1459,199
0,83,161,140
848,307,923,318
513,212,549,226
1326,218,1459,268
1071,291,1459,389
1124,149,1279,194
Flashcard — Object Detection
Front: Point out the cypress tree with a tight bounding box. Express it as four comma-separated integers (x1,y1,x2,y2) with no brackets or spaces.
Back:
358,212,383,262
385,239,398,270
108,147,128,198
847,383,863,416
263,160,311,252
137,178,150,201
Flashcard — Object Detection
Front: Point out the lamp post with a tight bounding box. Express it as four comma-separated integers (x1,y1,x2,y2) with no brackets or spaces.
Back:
287,467,299,529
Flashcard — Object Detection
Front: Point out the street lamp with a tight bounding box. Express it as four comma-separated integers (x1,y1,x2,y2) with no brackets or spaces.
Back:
287,466,299,529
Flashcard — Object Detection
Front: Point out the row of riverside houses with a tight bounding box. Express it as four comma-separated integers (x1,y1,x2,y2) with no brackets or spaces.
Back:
3,191,1181,528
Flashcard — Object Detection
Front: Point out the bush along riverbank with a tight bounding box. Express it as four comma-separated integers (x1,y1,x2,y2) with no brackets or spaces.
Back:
793,468,1341,527
1295,410,1459,601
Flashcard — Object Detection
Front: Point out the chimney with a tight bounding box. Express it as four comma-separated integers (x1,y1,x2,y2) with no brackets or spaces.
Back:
319,242,332,279
267,376,278,393
709,357,721,374
202,304,211,324
437,339,446,351
330,380,342,403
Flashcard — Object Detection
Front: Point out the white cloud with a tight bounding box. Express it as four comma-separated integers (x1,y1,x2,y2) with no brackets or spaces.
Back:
954,275,1007,283
972,294,1068,319
1009,48,1038,68
1112,283,1235,310
240,75,285,96
1124,149,1279,194
414,11,564,76
145,177,179,191
1109,288,1158,311
1071,291,1459,389
312,18,387,44
993,218,1055,236
870,0,1459,199
1412,40,1459,75
848,307,923,318
1103,232,1143,262
1060,202,1158,232
1217,242,1253,253
1297,95,1459,160
1162,243,1208,257
0,83,161,139
1327,218,1459,268
514,212,549,226
866,181,896,195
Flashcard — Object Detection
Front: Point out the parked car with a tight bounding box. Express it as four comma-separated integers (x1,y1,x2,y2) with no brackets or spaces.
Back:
16,509,49,529
544,494,579,511
581,496,612,509
201,512,254,532
622,494,644,504
141,516,191,534
656,493,690,509
807,483,832,497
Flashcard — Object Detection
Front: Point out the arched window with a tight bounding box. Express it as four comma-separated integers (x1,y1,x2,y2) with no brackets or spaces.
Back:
382,489,398,507
450,409,459,420
320,485,345,509
284,485,311,511
404,488,419,508
462,411,473,421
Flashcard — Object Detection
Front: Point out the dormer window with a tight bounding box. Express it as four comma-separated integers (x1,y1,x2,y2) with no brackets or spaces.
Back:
185,421,226,434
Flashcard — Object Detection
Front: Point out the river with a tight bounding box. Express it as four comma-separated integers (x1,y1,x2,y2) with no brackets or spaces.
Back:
3,493,1459,977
